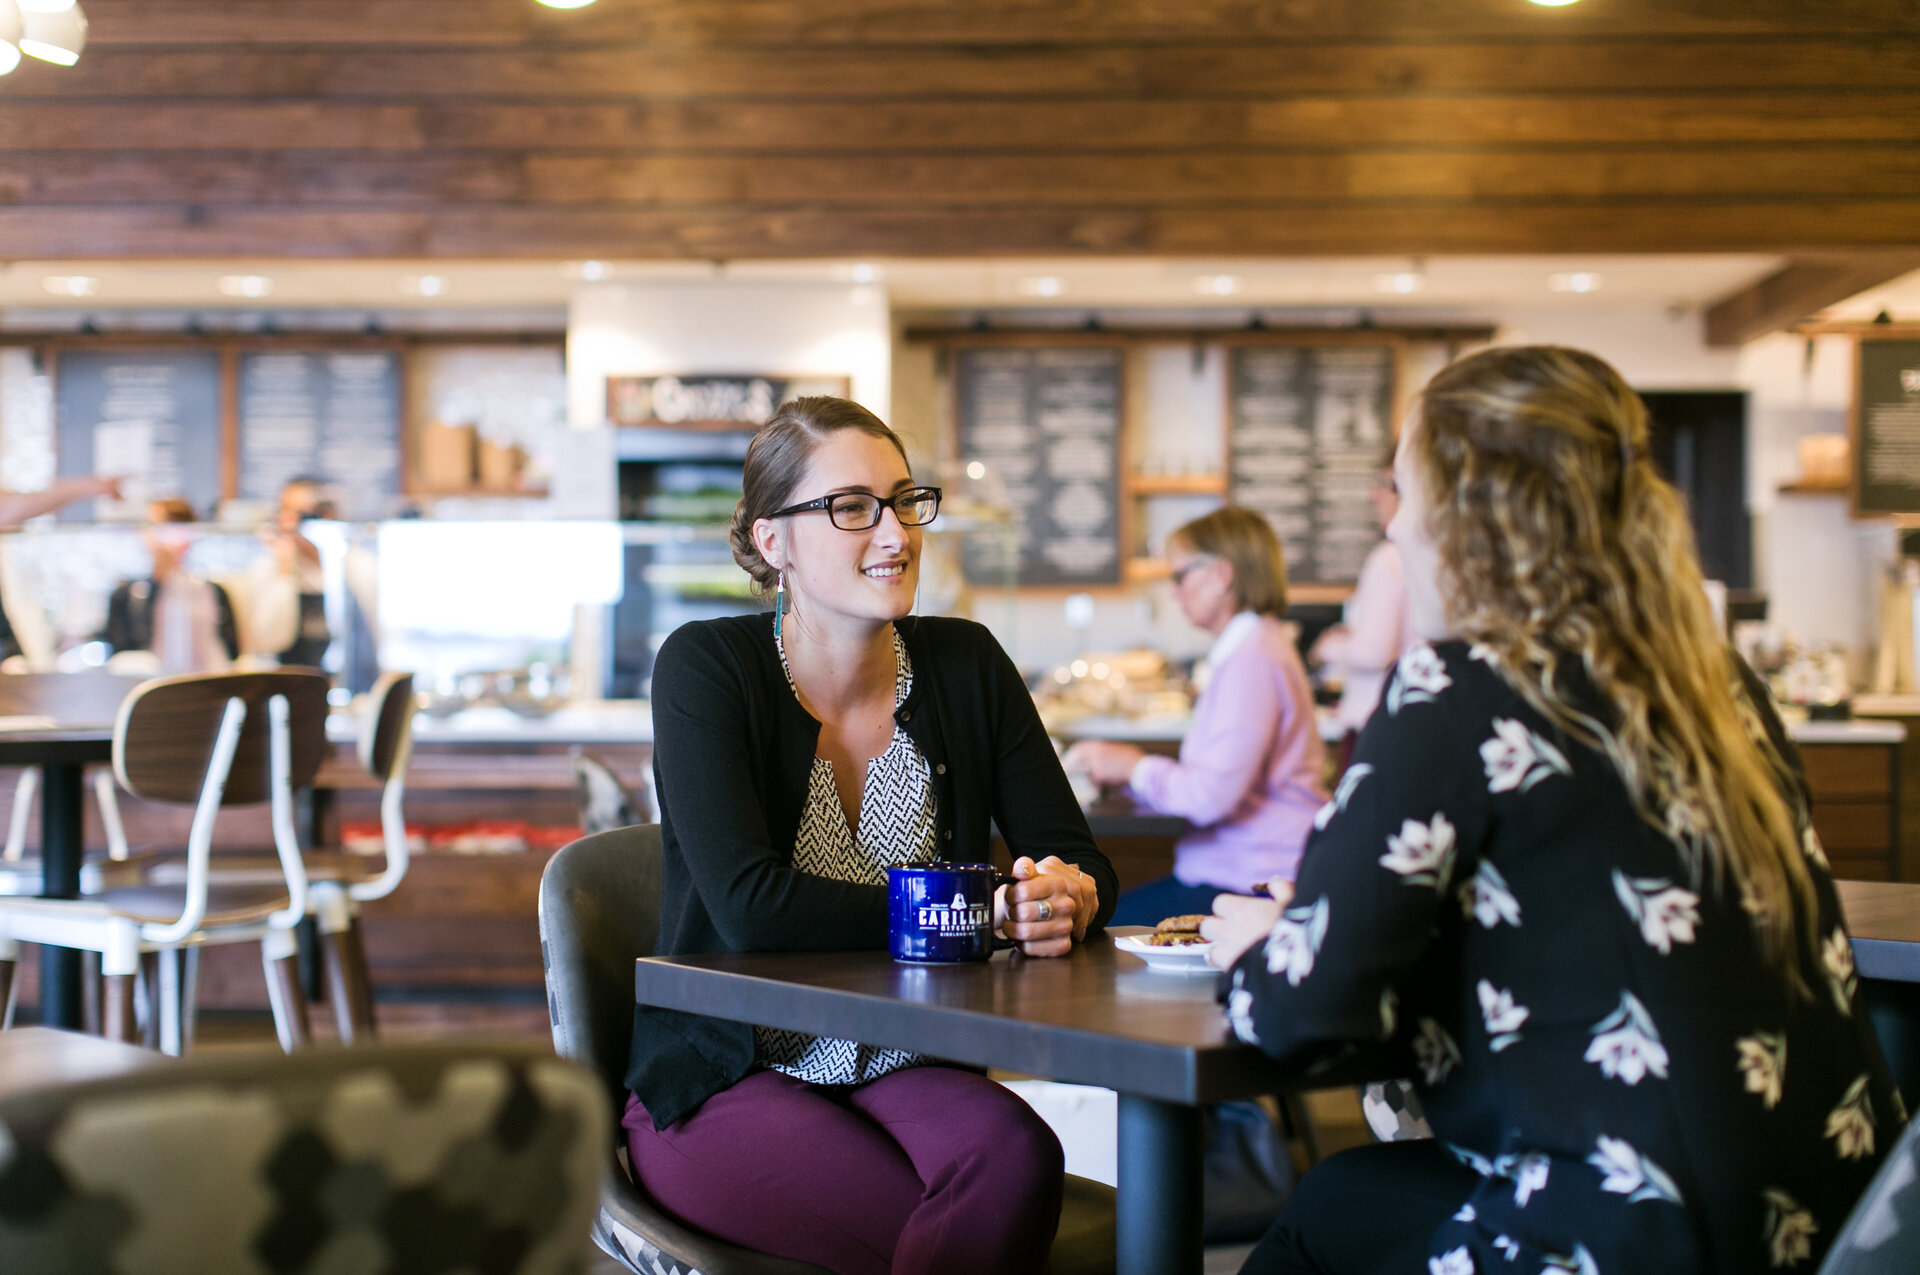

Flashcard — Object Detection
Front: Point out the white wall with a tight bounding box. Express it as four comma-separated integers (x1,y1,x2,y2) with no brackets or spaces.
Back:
567,281,892,429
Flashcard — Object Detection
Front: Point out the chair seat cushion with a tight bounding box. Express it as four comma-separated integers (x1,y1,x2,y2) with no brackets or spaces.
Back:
0,852,154,898
90,882,292,927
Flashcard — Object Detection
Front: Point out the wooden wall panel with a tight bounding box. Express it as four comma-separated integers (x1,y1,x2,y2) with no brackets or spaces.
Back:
0,0,1916,263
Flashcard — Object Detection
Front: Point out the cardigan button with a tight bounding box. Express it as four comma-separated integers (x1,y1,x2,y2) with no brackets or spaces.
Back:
935,763,946,775
897,709,911,723
944,830,953,840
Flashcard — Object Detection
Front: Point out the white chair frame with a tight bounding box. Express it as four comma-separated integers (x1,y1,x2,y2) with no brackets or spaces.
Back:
0,689,313,1054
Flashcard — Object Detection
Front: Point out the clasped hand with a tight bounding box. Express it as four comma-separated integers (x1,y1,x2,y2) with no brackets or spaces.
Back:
992,855,1098,957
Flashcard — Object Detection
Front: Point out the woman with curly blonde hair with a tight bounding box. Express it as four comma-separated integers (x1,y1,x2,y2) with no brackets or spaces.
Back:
1205,346,1899,1274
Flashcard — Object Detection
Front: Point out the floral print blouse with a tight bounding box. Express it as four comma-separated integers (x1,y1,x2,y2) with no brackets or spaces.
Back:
1227,641,1902,1274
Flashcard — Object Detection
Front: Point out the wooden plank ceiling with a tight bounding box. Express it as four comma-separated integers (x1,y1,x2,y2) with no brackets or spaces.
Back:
0,0,1917,262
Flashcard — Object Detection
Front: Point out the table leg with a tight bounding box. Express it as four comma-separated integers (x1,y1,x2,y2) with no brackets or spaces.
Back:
1116,1094,1204,1275
38,762,84,1030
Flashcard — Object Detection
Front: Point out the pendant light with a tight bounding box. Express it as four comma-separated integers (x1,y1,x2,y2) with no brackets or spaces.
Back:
0,2,22,76
18,0,86,66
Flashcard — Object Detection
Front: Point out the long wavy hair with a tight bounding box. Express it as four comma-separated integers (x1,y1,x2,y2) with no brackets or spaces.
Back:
1412,345,1816,983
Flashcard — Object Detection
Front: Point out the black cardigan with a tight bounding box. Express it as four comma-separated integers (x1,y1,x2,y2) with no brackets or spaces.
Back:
627,612,1119,1129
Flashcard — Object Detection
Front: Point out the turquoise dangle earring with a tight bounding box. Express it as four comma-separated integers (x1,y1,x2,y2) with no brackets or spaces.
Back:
773,570,787,640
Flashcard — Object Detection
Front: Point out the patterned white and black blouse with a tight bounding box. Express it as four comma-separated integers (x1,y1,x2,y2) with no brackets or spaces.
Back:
756,626,939,1086
1228,640,1903,1274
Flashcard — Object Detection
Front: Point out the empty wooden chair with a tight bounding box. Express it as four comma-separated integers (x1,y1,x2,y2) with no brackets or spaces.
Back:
0,670,328,1054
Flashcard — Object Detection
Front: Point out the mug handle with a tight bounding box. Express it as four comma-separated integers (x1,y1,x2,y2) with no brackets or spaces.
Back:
989,868,1017,951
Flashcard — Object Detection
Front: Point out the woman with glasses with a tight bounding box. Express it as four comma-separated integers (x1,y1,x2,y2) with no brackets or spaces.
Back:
1068,506,1327,927
624,395,1116,1275
1206,347,1898,1274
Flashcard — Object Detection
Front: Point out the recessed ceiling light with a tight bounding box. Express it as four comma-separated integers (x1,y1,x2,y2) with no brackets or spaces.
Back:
217,274,274,298
42,275,98,297
1527,0,1581,6
574,260,609,281
849,263,880,284
536,0,598,8
1372,271,1426,295
1548,271,1604,294
1018,276,1063,298
409,274,447,297
1193,274,1241,296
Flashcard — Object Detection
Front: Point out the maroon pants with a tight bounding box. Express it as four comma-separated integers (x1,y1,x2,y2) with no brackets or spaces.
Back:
623,1066,1065,1275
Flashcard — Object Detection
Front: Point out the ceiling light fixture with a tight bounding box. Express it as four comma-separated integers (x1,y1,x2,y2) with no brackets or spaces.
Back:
1193,274,1241,296
1527,0,1581,6
17,1,87,66
1548,271,1604,294
410,274,447,297
849,263,880,284
1372,271,1426,295
535,0,599,8
1018,276,1064,298
574,260,609,281
42,275,98,297
217,274,275,298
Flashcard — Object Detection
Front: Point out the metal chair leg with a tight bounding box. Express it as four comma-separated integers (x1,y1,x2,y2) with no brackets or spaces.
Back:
261,930,312,1053
0,943,15,1030
103,974,137,1043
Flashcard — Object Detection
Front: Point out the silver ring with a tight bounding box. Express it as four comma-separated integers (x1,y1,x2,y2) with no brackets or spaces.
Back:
1036,898,1054,922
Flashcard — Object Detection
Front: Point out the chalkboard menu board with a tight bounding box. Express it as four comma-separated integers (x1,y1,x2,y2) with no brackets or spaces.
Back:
238,351,401,521
1855,338,1920,517
955,346,1123,587
1227,341,1397,582
55,349,223,521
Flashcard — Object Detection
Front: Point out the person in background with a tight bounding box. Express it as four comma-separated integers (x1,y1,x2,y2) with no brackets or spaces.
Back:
1068,506,1326,927
1310,463,1415,752
627,396,1115,1275
0,474,122,665
1206,346,1899,1274
100,497,238,673
243,475,331,667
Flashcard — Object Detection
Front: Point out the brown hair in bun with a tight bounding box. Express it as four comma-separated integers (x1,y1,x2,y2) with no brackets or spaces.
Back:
729,396,912,599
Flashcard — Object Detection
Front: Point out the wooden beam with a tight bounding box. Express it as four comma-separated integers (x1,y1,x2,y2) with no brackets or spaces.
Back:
7,146,1920,208
76,0,1920,47
5,39,1919,100
1705,252,1920,345
1,201,1916,260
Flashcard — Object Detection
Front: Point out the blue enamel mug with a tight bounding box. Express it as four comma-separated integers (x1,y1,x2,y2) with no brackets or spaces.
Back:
888,863,1007,963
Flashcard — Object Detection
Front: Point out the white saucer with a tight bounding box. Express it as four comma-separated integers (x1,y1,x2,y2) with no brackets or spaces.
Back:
1112,932,1217,974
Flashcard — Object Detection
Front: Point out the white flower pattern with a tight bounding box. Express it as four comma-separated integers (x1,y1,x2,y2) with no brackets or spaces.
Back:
1380,812,1458,888
1387,645,1452,715
1736,1033,1787,1109
1763,1188,1818,1267
1481,718,1573,793
1428,1248,1474,1275
1822,928,1857,1014
1585,990,1670,1085
1542,1245,1600,1275
1315,762,1373,831
1477,979,1530,1052
1611,870,1702,954
1263,895,1331,986
1823,1073,1876,1160
1414,1017,1463,1086
1461,858,1522,929
1226,979,1259,1045
1587,1135,1683,1205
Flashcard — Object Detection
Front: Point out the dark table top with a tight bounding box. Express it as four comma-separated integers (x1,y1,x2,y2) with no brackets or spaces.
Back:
636,928,1372,1105
1080,793,1190,841
0,673,142,764
1840,880,1920,983
0,1026,169,1096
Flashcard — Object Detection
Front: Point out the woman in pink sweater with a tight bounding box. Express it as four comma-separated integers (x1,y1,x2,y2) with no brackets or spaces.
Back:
1069,507,1327,926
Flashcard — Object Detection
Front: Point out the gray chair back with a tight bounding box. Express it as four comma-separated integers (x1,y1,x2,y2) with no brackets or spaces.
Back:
538,825,833,1275
1820,1112,1920,1273
0,1041,606,1275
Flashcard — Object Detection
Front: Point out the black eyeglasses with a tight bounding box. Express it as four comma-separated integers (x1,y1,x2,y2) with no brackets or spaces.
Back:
769,486,943,531
1168,556,1215,587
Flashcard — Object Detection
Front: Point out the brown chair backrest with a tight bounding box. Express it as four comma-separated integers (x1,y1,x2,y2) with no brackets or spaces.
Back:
113,670,332,806
356,671,415,782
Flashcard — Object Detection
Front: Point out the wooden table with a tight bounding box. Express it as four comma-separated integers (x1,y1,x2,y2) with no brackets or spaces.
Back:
0,1025,167,1096
0,674,141,1030
635,930,1368,1275
1840,879,1920,1102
